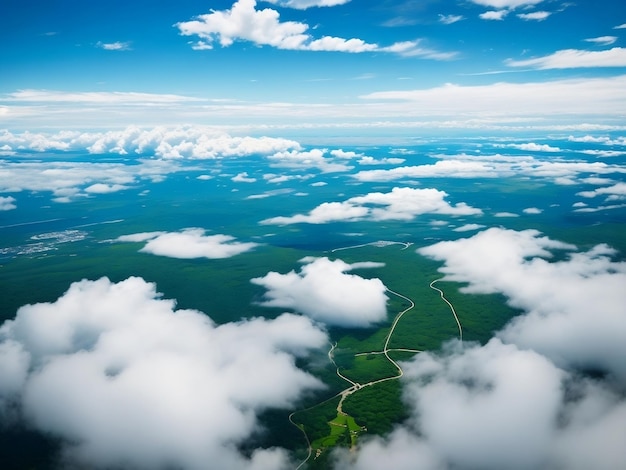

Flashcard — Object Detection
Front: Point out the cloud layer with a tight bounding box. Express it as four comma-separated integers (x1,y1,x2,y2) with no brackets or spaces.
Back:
0,277,327,470
252,257,388,327
335,227,626,470
0,127,300,159
419,228,626,381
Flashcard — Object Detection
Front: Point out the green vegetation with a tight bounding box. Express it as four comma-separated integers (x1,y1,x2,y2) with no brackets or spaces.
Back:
343,381,408,436
336,353,399,384
1,228,525,468
291,397,341,446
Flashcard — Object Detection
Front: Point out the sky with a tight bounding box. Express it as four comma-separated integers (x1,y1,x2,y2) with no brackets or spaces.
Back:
1,2,626,470
1,0,626,130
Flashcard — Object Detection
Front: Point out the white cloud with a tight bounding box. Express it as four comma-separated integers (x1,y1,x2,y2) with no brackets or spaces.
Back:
572,203,626,213
452,223,485,232
0,196,17,210
494,211,519,217
96,41,132,51
5,77,626,129
418,228,626,382
268,148,353,173
517,11,551,21
264,0,351,8
261,201,369,225
576,182,626,199
117,228,259,259
84,183,130,194
523,207,543,214
438,14,464,25
506,47,626,69
0,127,301,160
232,172,257,183
354,159,502,181
510,142,560,152
0,158,178,202
353,153,626,184
176,0,453,58
330,147,405,167
359,75,626,118
251,257,388,327
330,149,361,159
479,10,509,20
0,277,326,470
585,36,618,46
260,187,482,225
615,23,626,29
357,156,405,165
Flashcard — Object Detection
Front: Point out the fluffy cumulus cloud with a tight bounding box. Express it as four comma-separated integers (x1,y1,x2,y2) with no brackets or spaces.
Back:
232,172,258,183
419,227,626,382
117,228,259,259
267,148,353,173
252,257,388,327
0,276,327,470
335,338,626,470
0,195,17,210
261,187,482,225
176,0,452,58
479,10,509,20
336,227,626,470
506,142,560,152
0,127,305,201
0,127,301,159
329,149,404,166
577,182,626,200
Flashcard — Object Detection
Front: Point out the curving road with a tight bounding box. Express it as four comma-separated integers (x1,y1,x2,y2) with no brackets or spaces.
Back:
290,245,464,469
430,279,463,342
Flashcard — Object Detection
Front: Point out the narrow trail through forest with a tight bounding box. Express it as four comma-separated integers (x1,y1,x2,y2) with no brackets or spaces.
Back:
290,243,462,469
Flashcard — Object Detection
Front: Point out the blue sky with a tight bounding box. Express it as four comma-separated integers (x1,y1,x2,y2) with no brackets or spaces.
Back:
1,0,626,129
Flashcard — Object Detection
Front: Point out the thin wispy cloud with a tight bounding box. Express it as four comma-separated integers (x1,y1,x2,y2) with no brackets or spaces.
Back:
7,89,203,104
470,0,544,8
506,47,626,69
584,36,618,46
96,41,132,51
264,0,351,9
176,0,455,58
517,11,551,21
438,14,464,25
